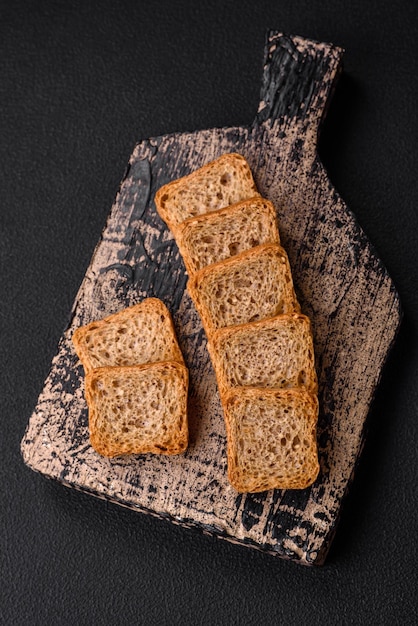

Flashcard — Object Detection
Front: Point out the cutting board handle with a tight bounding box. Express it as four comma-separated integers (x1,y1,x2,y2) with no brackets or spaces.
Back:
254,31,343,138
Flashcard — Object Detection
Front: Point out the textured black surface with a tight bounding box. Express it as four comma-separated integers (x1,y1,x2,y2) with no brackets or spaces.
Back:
2,1,418,624
21,31,400,566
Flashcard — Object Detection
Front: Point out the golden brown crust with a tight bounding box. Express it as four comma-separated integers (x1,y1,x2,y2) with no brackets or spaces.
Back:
73,299,189,459
209,312,318,397
223,388,319,492
175,197,280,275
154,153,260,231
72,298,184,374
152,154,319,494
85,362,189,458
187,243,301,336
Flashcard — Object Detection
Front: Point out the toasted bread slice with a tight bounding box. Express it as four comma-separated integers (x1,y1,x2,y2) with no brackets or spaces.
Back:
223,388,319,492
72,298,184,374
176,197,280,275
209,313,317,397
187,243,300,335
85,362,189,457
154,153,260,232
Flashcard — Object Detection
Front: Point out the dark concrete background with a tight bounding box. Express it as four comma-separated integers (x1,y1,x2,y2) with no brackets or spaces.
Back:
1,1,417,624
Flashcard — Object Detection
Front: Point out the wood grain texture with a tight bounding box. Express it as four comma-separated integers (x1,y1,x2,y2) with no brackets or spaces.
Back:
21,31,401,565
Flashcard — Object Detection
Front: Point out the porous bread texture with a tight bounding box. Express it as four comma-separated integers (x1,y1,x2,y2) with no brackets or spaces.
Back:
153,154,319,492
223,388,319,492
85,362,189,457
176,197,280,275
188,243,300,335
209,313,317,397
72,298,184,374
154,153,260,231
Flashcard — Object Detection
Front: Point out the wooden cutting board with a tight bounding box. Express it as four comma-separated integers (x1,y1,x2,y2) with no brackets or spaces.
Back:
21,31,402,565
